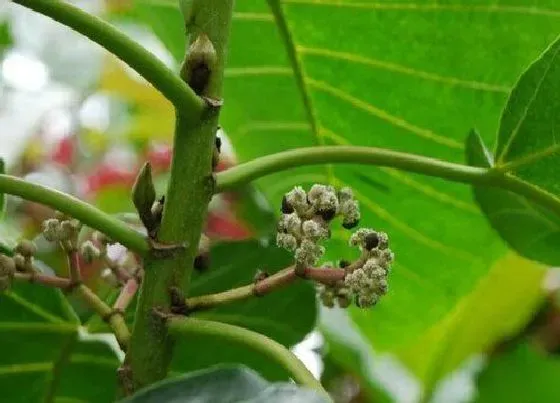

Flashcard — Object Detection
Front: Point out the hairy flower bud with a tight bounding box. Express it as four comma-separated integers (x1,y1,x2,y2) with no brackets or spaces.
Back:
302,219,328,241
285,186,308,214
295,239,324,267
14,240,37,257
42,218,61,242
80,240,101,264
276,233,298,252
307,184,339,216
281,195,294,214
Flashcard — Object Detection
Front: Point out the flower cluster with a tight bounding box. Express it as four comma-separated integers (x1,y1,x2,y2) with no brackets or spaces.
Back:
344,229,394,308
42,216,81,246
276,185,360,267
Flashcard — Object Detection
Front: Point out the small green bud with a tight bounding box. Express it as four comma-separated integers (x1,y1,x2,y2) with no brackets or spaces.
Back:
132,162,157,232
182,33,217,95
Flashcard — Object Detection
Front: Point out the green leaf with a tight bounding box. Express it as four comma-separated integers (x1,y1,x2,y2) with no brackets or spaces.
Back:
109,0,185,62
0,283,120,402
469,36,560,266
397,253,545,396
475,343,560,403
111,0,558,389
122,365,327,403
467,131,560,265
171,240,317,380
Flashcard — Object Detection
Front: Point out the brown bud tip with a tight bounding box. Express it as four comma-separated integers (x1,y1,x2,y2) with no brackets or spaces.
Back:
342,218,359,230
339,260,350,268
364,233,380,251
184,34,217,96
215,136,222,153
281,195,294,214
194,254,210,271
318,208,336,221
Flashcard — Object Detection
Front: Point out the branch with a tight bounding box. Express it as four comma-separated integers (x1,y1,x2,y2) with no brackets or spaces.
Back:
12,0,204,116
0,174,149,256
127,0,235,390
215,146,560,218
166,317,327,395
13,272,130,350
77,284,130,350
65,248,81,285
186,266,345,312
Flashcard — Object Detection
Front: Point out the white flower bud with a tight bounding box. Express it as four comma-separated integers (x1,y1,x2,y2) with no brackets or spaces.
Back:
302,219,328,241
295,239,324,267
341,200,360,228
42,219,62,242
80,240,101,264
338,187,354,203
378,232,389,250
349,228,371,247
357,293,379,308
276,233,298,252
285,186,308,213
308,184,339,215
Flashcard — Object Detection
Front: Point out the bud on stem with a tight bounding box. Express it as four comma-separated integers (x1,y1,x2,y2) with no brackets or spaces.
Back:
181,33,217,96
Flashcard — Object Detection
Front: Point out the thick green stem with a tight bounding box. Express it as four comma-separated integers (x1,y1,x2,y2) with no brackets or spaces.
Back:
13,0,204,115
127,0,234,390
0,175,148,255
167,317,327,395
215,146,560,218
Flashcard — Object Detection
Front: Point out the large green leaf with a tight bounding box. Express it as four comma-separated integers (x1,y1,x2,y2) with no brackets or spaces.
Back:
171,240,317,380
112,0,559,387
396,253,545,397
0,283,120,402
475,343,560,403
122,365,327,403
469,36,560,266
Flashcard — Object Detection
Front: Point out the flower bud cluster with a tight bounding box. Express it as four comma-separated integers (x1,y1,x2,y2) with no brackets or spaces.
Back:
344,229,394,308
42,217,81,244
277,185,361,267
